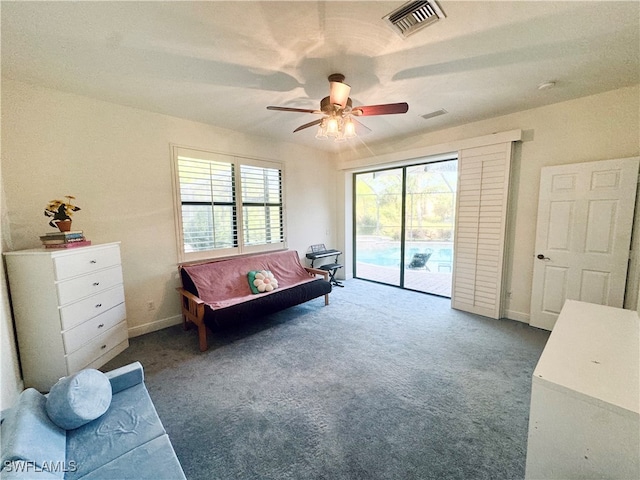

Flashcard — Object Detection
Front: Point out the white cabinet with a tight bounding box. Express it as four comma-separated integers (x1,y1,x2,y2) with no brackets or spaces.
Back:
525,300,639,479
4,242,129,392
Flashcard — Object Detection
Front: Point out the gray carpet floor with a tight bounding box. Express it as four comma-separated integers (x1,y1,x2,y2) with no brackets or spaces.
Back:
103,279,549,480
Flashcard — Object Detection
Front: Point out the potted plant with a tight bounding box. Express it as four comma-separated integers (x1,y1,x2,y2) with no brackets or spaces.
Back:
44,195,81,231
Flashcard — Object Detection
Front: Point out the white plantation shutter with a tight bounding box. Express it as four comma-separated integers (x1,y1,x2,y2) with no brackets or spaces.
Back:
452,142,513,319
172,146,284,262
177,155,237,252
241,165,284,247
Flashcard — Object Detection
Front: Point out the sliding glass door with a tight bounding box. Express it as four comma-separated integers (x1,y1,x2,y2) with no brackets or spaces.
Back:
403,162,457,296
354,159,457,297
354,168,403,286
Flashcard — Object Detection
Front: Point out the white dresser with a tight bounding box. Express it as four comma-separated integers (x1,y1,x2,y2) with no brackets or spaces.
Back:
4,242,128,392
525,300,639,479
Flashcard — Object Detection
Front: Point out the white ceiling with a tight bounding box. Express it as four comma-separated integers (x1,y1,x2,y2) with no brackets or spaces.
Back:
2,1,638,153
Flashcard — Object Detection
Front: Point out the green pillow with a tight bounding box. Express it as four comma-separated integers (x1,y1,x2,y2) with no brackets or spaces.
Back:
247,270,279,294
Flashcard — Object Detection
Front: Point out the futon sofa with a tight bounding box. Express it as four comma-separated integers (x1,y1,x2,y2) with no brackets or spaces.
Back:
0,362,185,480
177,249,332,351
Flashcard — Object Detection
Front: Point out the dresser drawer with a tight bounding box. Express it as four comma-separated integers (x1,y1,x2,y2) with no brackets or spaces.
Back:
62,303,127,354
59,285,125,331
66,321,128,373
53,245,121,281
84,340,129,372
57,265,123,306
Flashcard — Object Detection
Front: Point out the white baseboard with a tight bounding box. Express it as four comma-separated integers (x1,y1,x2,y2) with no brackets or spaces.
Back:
128,314,183,338
504,309,530,324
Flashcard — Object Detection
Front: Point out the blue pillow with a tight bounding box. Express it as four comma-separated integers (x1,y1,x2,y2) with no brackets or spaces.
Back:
45,369,112,430
0,389,66,475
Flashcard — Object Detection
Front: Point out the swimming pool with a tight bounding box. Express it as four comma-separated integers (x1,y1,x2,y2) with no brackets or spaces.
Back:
355,242,453,269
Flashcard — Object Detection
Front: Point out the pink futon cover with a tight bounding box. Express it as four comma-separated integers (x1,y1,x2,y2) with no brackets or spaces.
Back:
181,250,317,309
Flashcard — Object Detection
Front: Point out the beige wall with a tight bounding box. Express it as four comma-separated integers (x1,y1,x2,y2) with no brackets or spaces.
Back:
1,173,23,410
1,79,335,401
0,260,21,410
336,85,640,322
2,80,638,403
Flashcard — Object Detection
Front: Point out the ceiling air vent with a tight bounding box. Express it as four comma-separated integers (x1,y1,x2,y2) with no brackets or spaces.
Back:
421,109,447,120
383,1,446,38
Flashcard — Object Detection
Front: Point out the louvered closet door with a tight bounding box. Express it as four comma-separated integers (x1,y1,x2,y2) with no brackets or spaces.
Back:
452,142,513,319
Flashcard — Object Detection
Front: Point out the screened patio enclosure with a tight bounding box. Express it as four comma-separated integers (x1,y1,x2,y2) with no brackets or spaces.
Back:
354,160,457,297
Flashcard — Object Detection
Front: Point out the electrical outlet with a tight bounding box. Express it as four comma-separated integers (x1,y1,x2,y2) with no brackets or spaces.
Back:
147,301,155,311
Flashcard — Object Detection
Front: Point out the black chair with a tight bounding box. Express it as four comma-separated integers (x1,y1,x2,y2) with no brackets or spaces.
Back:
407,252,431,270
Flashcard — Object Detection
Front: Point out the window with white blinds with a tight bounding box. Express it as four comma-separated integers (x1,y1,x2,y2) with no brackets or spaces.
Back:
172,146,285,262
241,165,283,247
451,142,513,319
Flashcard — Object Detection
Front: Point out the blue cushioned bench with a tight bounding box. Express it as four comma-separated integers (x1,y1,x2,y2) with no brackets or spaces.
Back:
0,362,185,479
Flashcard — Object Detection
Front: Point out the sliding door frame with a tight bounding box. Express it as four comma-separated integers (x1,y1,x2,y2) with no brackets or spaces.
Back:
350,138,517,318
352,157,458,293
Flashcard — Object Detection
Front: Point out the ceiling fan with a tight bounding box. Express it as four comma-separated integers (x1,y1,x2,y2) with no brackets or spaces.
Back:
266,73,409,141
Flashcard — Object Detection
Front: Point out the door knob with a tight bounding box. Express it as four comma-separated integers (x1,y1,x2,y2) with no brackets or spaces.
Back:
537,254,550,260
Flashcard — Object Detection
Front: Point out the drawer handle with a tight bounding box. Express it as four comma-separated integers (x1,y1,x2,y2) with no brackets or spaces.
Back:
90,260,97,264
97,323,105,329
93,282,100,286
100,344,107,350
95,303,102,308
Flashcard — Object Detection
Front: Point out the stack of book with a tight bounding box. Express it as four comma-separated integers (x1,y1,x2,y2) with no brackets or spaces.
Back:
39,231,91,249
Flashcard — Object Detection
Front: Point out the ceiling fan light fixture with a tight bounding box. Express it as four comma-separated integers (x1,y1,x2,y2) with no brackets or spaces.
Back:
326,116,339,136
343,117,357,138
267,73,407,142
330,81,351,108
315,119,327,139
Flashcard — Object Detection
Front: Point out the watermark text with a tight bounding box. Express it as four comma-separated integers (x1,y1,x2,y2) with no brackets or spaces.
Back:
3,460,78,473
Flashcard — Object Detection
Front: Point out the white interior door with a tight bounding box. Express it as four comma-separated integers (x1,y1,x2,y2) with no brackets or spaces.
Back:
530,157,639,330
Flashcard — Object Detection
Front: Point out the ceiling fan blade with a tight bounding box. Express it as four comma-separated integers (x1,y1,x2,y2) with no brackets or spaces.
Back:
329,81,351,108
352,117,372,134
352,102,409,116
267,106,321,114
293,118,323,133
